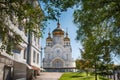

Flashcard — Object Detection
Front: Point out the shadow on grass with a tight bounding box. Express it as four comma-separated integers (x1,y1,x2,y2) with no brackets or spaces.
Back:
99,77,109,80
70,72,84,78
70,75,83,78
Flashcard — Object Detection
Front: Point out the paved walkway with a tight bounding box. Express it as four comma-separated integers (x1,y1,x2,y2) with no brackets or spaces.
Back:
35,72,63,80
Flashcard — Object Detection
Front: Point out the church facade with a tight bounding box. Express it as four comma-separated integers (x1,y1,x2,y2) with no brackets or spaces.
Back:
43,21,75,72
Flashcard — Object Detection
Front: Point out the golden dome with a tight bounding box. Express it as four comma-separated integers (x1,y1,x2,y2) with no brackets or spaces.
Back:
46,32,52,41
64,32,70,41
52,21,64,36
64,37,70,41
46,37,52,41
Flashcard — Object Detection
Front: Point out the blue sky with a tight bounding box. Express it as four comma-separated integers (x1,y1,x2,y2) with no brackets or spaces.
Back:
41,8,83,60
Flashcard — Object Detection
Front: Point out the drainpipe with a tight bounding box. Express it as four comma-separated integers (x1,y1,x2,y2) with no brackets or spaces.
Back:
26,17,32,80
27,27,31,65
41,47,43,72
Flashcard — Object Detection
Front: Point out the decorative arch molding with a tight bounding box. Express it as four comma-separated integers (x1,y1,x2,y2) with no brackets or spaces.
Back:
51,57,65,68
52,44,64,51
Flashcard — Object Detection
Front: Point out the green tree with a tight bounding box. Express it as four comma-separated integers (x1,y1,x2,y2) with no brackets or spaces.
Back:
0,0,63,54
76,59,92,76
0,0,45,54
73,0,120,56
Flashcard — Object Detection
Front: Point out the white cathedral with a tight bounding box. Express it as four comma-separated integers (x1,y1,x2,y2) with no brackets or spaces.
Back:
43,21,75,72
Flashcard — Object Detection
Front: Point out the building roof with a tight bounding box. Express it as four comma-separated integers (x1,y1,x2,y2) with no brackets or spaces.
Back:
52,21,64,36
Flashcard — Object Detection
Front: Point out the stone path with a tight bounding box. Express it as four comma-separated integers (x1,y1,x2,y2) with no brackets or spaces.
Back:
35,72,63,80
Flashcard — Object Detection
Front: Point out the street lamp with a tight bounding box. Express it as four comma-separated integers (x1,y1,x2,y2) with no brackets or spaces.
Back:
41,47,43,69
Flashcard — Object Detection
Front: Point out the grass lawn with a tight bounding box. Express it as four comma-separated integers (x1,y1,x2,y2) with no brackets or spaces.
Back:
59,72,111,80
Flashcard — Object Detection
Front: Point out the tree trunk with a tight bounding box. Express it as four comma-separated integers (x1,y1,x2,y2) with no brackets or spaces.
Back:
95,62,97,80
113,69,115,80
86,71,88,76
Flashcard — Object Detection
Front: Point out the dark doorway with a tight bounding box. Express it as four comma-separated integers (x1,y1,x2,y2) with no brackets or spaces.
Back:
3,66,12,80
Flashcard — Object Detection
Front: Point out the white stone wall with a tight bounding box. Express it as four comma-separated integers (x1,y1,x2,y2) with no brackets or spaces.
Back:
0,1,41,79
29,31,41,68
53,36,64,45
30,47,40,67
1,15,41,68
31,32,40,49
0,16,28,64
44,36,74,68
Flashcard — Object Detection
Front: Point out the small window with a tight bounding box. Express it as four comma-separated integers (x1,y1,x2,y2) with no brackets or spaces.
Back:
33,51,36,63
25,30,28,37
57,50,60,54
38,38,39,45
23,48,27,59
0,35,2,42
18,26,23,31
66,54,69,60
48,54,50,59
47,43,51,46
37,53,39,64
12,47,21,54
34,34,36,42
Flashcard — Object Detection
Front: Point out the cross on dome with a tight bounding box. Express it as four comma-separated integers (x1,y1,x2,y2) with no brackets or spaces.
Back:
57,19,60,28
52,20,64,36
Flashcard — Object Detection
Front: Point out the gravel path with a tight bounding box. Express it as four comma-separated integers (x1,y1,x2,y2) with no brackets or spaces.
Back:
35,72,63,80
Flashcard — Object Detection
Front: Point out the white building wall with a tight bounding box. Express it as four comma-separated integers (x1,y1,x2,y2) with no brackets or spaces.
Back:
30,47,40,67
29,31,41,68
44,37,74,68
0,1,42,79
2,16,28,64
0,15,29,80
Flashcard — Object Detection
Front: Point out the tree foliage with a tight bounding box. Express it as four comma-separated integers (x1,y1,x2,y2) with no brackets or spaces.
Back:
73,0,120,56
1,0,120,58
39,0,81,19
0,0,65,54
0,0,46,54
0,0,80,54
40,0,120,58
66,1,120,78
76,59,92,76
